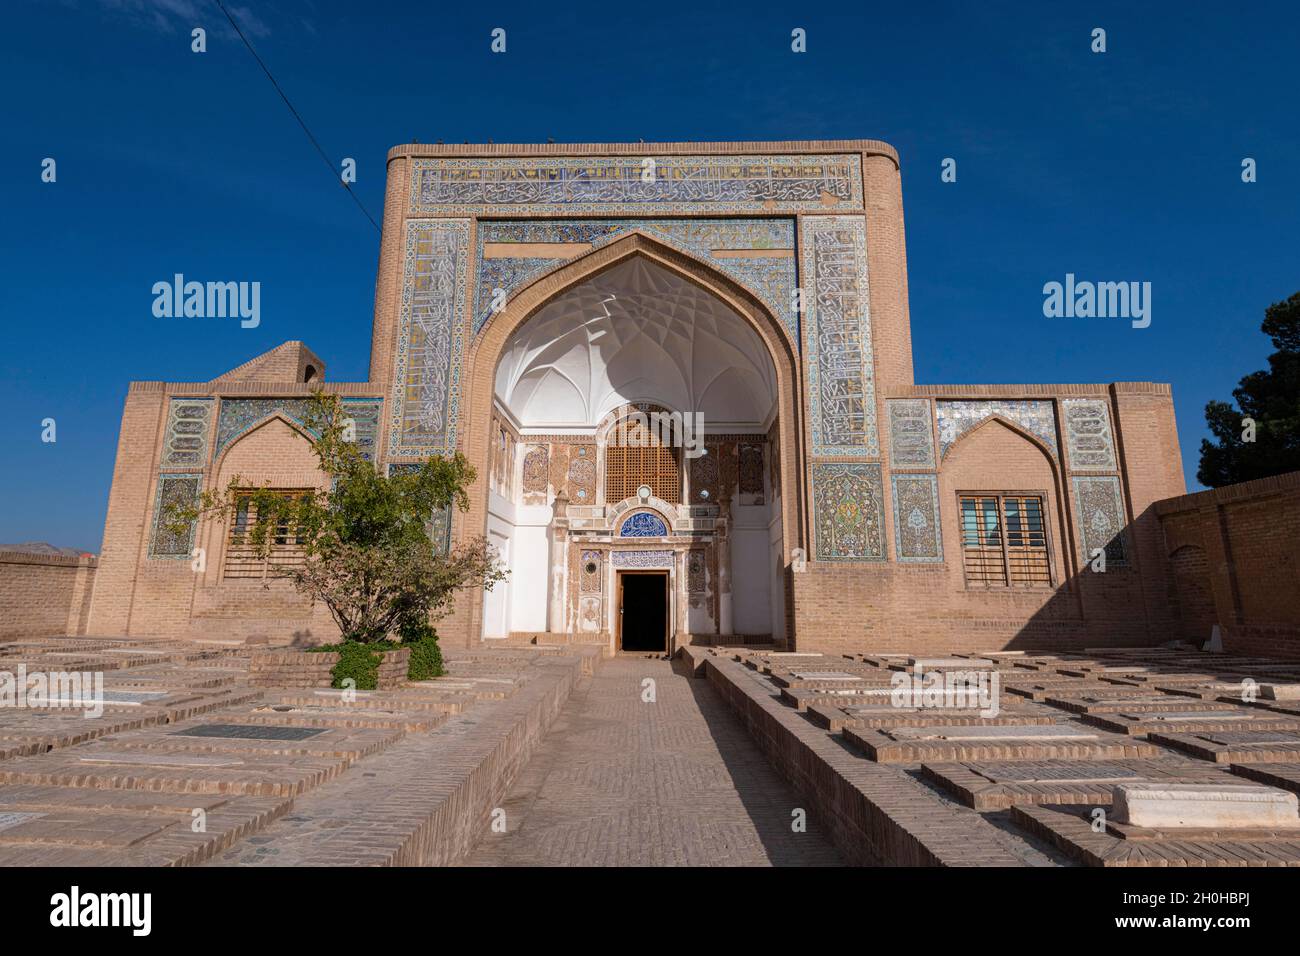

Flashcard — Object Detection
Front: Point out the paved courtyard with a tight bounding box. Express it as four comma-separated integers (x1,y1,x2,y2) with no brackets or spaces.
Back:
462,657,842,866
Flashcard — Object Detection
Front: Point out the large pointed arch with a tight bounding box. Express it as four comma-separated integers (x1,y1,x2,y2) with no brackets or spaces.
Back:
458,231,806,644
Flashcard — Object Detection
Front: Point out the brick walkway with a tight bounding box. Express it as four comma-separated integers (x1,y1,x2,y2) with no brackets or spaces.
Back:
462,657,843,866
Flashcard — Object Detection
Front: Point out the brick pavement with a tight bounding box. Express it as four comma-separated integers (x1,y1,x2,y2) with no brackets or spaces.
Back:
462,657,843,866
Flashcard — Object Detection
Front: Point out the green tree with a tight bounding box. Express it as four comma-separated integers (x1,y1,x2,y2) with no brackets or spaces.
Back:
1198,291,1300,487
171,391,504,643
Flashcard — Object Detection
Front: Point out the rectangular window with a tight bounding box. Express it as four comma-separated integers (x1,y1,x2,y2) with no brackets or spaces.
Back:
960,494,1051,587
222,490,310,580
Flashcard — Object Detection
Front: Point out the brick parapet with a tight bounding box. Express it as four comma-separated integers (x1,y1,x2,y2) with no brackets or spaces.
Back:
127,380,382,397
1155,469,1300,516
386,139,900,166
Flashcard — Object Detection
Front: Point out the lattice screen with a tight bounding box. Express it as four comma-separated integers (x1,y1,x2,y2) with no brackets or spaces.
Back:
222,491,311,580
605,419,681,503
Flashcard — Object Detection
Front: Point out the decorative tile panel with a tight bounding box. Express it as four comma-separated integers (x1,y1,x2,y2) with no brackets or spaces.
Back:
612,550,674,569
886,399,935,469
1062,398,1117,471
687,550,707,593
578,595,602,633
891,474,943,563
580,550,602,593
340,398,382,461
473,219,797,334
409,154,862,216
935,400,1058,459
215,398,381,462
801,217,878,457
216,398,311,460
149,474,202,558
1072,475,1128,565
620,512,669,537
389,219,471,457
738,442,765,498
690,449,719,502
567,453,596,503
161,399,213,469
428,504,453,557
522,446,549,494
812,462,886,561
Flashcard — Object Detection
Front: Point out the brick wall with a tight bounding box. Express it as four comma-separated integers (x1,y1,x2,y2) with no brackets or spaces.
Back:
1155,470,1300,657
0,552,97,639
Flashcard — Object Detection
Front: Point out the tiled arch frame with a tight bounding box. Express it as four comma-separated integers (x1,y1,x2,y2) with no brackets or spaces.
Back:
943,412,1060,466
941,412,1081,586
198,413,329,590
459,231,807,645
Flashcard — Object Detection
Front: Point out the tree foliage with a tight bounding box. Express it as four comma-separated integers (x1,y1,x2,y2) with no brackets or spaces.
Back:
1198,291,1300,487
171,391,505,643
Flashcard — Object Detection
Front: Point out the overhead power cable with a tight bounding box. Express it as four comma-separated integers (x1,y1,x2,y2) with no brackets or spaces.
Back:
213,0,381,233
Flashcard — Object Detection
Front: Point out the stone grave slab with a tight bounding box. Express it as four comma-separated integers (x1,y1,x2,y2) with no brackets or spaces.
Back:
78,752,246,768
887,724,1099,741
0,811,46,833
902,657,995,669
1044,693,1235,715
1262,684,1300,701
767,668,879,688
1230,763,1300,799
0,811,175,848
1003,680,1116,701
845,722,1157,763
1148,730,1300,764
788,670,860,681
1155,681,1259,701
1113,783,1300,829
1082,710,1300,737
171,723,327,741
244,704,446,732
806,701,1056,733
1011,803,1300,866
920,758,1235,810
104,690,173,705
778,686,890,711
0,749,347,797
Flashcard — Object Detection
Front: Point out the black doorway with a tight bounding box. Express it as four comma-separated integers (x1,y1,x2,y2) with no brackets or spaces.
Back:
618,571,667,652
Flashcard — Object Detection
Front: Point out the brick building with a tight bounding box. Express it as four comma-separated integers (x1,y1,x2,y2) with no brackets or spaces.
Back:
85,140,1190,653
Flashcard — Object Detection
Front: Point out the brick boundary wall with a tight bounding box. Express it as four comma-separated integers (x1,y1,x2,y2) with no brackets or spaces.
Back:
697,651,1028,865
1155,470,1300,657
0,551,96,640
248,647,411,689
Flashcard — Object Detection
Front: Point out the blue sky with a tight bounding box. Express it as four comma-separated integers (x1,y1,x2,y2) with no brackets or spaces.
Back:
2,0,1296,551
